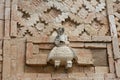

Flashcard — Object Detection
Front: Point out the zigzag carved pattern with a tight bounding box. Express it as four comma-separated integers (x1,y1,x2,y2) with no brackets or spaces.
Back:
17,0,109,37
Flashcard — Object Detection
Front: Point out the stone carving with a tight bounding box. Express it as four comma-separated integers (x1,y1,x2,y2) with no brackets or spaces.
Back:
15,0,109,37
47,27,77,68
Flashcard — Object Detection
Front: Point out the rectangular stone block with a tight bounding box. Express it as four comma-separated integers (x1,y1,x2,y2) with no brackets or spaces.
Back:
115,60,120,78
95,67,109,73
5,0,10,8
70,42,84,48
0,0,4,3
69,36,91,42
5,8,10,20
11,20,17,37
33,44,39,54
52,73,68,79
92,49,108,66
74,49,93,65
39,43,54,49
11,4,18,21
107,44,113,57
27,54,48,65
85,43,106,48
84,67,95,73
4,20,10,38
104,73,115,80
37,54,48,65
11,45,17,59
26,42,33,59
92,36,111,42
0,56,2,61
12,0,18,4
0,20,3,39
23,73,37,80
37,73,52,80
68,73,86,79
108,57,115,73
0,4,4,19
3,40,11,80
27,37,54,43
0,62,2,72
0,50,2,55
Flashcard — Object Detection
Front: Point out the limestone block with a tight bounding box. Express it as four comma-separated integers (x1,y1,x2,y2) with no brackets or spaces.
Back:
12,0,18,4
52,73,68,79
107,44,113,58
11,45,17,60
37,73,52,80
5,0,10,8
3,40,11,80
33,44,39,54
26,42,33,59
5,8,10,20
104,73,115,80
23,73,37,80
115,60,120,78
93,73,104,80
39,43,54,49
37,54,48,65
108,57,115,73
0,56,2,61
0,50,2,55
0,4,4,19
95,67,109,73
92,36,111,42
11,20,17,37
74,49,93,65
85,43,106,48
84,67,95,73
0,20,3,39
68,73,86,79
26,44,48,65
70,43,84,48
0,0,4,4
0,62,2,72
4,20,10,38
92,49,108,66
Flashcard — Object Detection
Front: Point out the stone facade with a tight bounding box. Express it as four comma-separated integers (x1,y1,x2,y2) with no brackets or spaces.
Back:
0,0,120,80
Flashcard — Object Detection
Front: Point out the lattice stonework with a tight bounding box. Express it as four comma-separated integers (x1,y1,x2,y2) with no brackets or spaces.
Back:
14,0,109,37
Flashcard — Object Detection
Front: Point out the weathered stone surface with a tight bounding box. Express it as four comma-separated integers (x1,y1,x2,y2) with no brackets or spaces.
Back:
85,43,107,48
1,0,120,80
0,4,4,19
3,40,11,80
0,20,3,39
74,49,93,65
92,36,111,42
52,73,68,79
95,67,109,73
104,73,115,80
4,20,10,38
92,49,108,66
115,60,120,78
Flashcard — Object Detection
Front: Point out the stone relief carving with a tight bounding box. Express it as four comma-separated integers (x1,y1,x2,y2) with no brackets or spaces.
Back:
47,27,77,68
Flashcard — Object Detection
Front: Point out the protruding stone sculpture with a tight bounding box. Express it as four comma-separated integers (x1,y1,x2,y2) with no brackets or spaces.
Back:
47,27,77,68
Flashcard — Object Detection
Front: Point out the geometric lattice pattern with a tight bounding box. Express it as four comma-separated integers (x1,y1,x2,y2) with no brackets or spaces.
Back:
16,0,109,37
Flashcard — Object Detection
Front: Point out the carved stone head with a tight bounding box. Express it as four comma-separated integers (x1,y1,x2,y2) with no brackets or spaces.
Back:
57,27,64,35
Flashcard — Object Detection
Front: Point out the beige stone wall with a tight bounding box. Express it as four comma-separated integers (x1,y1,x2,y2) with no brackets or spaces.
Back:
0,0,120,80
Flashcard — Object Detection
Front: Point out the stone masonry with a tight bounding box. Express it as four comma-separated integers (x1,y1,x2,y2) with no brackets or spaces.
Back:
0,0,120,80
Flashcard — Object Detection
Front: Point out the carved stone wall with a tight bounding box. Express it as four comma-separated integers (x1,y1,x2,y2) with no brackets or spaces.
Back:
0,0,120,80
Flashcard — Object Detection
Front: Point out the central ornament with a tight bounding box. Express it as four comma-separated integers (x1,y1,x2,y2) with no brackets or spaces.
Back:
47,27,77,69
